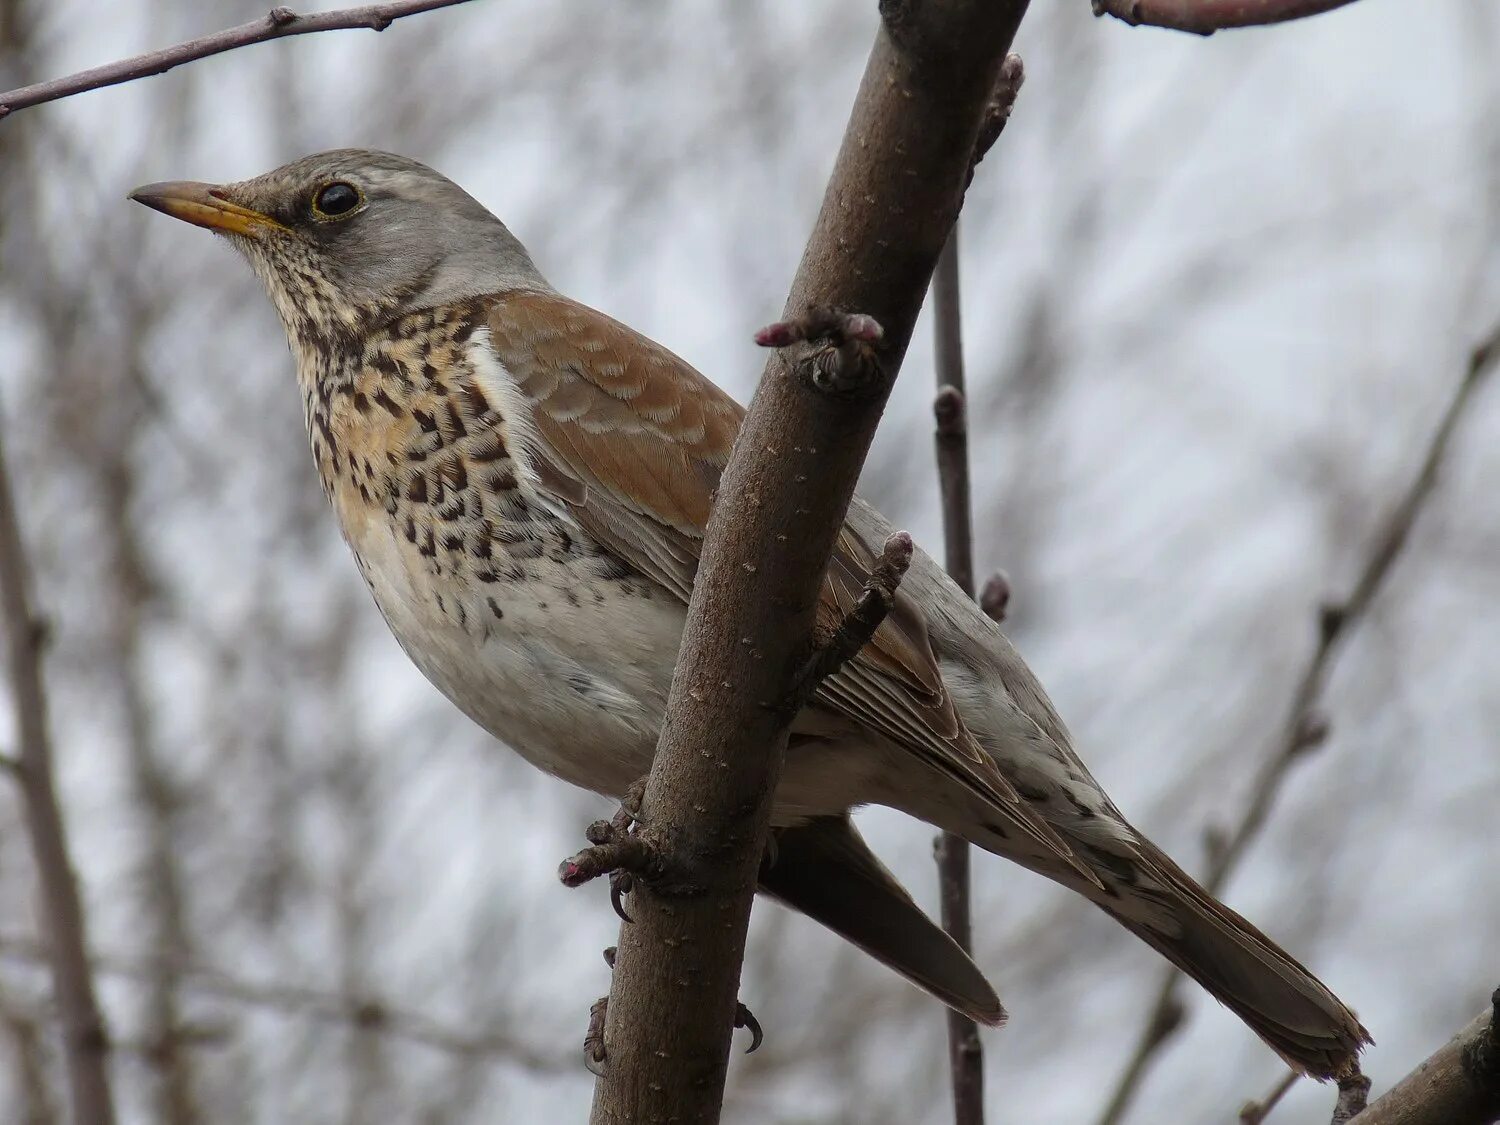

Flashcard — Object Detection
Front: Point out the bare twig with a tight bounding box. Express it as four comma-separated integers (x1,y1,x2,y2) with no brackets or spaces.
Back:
0,427,118,1125
1333,1073,1373,1123
1090,0,1365,36
778,531,915,721
931,229,985,1125
1347,991,1500,1125
1096,323,1500,1125
0,1,479,119
0,931,567,1073
1241,1070,1300,1124
979,571,1011,623
588,4,1032,1120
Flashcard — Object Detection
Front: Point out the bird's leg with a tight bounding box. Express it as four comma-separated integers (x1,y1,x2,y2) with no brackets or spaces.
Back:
582,946,763,1075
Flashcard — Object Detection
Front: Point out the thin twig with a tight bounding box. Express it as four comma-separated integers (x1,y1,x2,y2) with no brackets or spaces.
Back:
931,228,985,1125
0,427,118,1125
1091,0,1365,36
0,931,568,1073
779,531,915,721
979,571,1011,623
1095,321,1500,1125
1332,1073,1372,1123
1241,1070,1300,1124
0,1,479,119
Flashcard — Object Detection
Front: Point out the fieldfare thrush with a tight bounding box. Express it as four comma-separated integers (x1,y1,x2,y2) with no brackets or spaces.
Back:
130,150,1369,1077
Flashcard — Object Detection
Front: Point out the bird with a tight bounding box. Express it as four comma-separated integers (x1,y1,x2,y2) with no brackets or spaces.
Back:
130,149,1369,1078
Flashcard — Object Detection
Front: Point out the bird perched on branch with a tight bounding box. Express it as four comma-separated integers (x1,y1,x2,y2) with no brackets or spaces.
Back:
131,149,1368,1078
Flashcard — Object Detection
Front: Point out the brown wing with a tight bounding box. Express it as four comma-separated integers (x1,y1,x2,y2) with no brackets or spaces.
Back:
480,289,1080,869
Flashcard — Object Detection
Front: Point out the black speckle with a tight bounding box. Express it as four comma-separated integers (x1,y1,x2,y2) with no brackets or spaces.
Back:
486,597,505,620
444,399,468,438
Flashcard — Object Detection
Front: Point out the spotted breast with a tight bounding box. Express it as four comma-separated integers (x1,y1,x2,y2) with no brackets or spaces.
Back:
302,301,690,798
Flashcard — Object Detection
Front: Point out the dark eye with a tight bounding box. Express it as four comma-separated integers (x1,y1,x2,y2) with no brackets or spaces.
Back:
312,182,361,218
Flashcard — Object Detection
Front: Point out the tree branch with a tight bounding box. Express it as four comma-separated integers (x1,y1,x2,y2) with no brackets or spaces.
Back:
1241,1070,1300,1124
1096,322,1500,1125
0,1,478,120
1090,0,1365,36
1347,992,1500,1125
0,426,117,1125
586,3,1031,1120
931,230,985,1125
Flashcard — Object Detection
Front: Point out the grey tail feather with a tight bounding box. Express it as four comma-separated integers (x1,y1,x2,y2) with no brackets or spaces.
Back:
1090,837,1372,1079
758,816,1006,1028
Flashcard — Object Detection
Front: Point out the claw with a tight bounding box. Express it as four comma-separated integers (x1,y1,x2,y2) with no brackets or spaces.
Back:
615,777,648,830
608,871,634,923
735,1001,764,1054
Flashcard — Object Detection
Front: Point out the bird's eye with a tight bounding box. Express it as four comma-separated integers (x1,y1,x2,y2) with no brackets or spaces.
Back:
312,182,362,218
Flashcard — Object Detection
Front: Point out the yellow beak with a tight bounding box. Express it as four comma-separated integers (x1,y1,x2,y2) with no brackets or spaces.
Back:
128,181,287,237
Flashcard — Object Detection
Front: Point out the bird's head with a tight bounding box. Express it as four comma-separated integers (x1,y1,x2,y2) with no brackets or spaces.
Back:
130,148,547,353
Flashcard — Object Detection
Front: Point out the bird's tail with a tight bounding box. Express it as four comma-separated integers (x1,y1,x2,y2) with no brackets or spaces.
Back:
1084,836,1371,1079
759,815,1006,1028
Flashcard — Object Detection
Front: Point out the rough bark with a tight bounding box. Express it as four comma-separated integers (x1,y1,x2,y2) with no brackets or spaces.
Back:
1348,998,1500,1125
588,3,1031,1121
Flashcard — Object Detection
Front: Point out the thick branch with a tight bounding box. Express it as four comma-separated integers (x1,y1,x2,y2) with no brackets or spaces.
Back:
0,428,117,1125
0,1,478,119
587,3,1031,1121
1347,994,1500,1125
1091,0,1365,36
1096,324,1500,1125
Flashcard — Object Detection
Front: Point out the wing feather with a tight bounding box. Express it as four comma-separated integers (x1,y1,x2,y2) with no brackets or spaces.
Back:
480,290,1083,871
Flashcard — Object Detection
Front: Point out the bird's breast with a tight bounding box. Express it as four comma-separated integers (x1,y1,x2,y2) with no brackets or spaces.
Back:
294,309,683,795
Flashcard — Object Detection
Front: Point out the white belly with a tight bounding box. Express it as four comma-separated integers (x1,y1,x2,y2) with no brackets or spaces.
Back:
354,520,686,799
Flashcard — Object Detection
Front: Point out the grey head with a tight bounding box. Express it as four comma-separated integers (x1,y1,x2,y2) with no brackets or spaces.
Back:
130,149,550,352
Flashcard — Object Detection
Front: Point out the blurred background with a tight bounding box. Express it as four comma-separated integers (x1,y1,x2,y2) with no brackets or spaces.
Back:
1,1,1497,1121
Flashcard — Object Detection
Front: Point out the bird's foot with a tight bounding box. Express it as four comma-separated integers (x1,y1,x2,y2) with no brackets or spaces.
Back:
581,947,762,1075
614,776,647,831
582,947,615,1077
557,780,700,916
